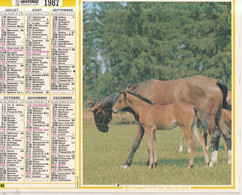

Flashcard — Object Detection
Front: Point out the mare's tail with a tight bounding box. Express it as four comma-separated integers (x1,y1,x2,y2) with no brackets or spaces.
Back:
193,107,209,135
216,80,231,111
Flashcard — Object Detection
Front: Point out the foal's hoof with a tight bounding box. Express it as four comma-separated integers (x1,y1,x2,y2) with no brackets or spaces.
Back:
187,165,193,170
121,164,129,169
153,162,158,168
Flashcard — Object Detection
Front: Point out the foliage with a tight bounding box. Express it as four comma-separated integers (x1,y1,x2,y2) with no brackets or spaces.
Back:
83,2,231,101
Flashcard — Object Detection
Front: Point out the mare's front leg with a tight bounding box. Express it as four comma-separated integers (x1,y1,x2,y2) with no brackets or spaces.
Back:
121,124,144,169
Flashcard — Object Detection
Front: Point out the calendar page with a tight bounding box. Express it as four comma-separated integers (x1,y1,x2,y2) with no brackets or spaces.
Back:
0,0,241,193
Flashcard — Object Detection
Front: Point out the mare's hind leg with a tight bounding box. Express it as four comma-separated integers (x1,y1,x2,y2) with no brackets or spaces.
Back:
192,127,209,166
207,114,221,168
181,127,196,168
122,124,144,169
209,127,221,167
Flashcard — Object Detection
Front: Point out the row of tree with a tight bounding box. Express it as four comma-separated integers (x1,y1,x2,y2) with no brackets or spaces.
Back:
83,2,231,102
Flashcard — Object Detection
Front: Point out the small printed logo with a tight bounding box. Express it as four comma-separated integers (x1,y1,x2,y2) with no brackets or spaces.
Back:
12,0,62,6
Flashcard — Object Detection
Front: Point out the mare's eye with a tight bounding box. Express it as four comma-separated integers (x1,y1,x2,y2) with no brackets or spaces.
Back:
119,99,122,103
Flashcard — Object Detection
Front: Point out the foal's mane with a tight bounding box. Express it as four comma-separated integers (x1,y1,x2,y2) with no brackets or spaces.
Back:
126,91,154,105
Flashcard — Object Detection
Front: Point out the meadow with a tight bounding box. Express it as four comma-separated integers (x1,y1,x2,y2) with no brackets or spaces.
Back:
82,110,231,185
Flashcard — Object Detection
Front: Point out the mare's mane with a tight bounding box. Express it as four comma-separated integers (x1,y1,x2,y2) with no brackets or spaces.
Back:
126,79,156,92
126,91,154,105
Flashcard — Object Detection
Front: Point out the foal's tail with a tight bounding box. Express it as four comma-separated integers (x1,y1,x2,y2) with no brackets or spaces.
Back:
193,107,209,135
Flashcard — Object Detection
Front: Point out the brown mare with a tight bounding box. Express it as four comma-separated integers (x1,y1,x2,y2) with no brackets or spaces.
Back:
88,76,231,168
112,91,209,169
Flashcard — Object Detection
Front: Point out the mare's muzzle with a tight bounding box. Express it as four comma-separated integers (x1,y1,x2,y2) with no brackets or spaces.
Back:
96,124,109,132
93,109,112,133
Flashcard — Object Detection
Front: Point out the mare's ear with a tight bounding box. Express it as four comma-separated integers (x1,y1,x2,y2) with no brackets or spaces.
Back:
86,100,95,105
88,105,97,112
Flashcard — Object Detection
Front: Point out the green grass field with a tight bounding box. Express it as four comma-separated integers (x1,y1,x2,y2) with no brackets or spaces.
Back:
83,123,231,185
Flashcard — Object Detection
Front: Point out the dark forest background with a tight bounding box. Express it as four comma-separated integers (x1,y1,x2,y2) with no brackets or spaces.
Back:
83,2,231,102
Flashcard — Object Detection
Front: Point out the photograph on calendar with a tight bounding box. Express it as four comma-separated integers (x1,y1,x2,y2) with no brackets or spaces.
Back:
82,1,239,192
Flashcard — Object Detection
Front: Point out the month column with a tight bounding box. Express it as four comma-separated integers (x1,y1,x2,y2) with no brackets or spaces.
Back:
24,7,50,183
50,8,75,183
0,7,24,183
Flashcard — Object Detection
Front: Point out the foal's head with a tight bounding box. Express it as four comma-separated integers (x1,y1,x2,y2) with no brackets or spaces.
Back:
112,92,129,114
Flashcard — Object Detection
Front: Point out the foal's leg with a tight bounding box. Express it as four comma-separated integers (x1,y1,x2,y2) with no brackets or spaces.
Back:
145,128,154,169
179,132,185,153
205,134,212,151
182,127,196,168
121,124,144,169
153,131,158,167
218,120,232,165
179,132,191,153
223,136,228,151
192,127,209,166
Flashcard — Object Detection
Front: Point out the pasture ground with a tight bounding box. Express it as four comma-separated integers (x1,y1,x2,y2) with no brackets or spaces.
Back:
82,110,231,185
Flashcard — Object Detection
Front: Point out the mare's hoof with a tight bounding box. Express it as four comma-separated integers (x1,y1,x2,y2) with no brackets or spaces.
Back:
148,166,153,170
121,164,129,169
209,161,215,168
227,160,232,165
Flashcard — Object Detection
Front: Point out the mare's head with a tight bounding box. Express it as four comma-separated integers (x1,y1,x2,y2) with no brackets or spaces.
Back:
88,92,120,132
